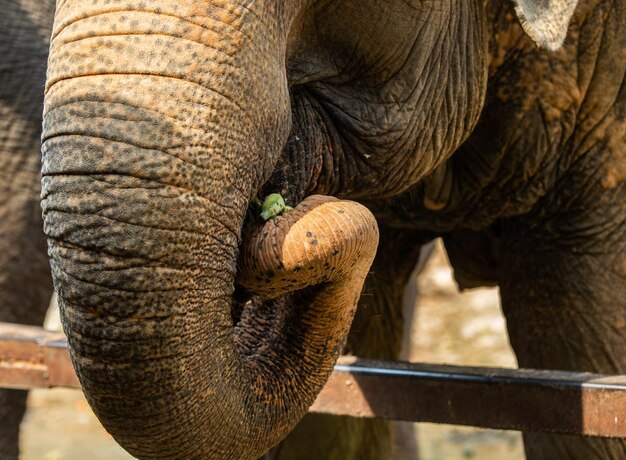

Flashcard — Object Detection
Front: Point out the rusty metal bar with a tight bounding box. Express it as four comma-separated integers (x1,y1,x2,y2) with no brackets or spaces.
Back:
312,356,626,438
0,322,79,389
2,322,625,437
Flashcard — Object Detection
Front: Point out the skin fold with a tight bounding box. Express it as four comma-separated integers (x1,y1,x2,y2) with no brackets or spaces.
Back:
0,0,623,458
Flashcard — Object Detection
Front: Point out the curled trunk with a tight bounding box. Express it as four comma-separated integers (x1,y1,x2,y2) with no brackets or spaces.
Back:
42,1,378,458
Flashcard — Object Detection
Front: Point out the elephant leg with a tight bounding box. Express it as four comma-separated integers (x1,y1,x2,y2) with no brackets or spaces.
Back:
267,226,426,460
0,190,51,460
0,143,52,458
499,172,626,459
0,3,54,457
0,128,53,459
0,390,31,460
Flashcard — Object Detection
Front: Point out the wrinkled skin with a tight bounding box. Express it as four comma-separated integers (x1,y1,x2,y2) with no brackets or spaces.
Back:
1,0,624,459
0,0,54,458
369,1,626,458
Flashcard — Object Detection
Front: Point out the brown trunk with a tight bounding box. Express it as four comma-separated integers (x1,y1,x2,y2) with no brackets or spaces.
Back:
42,1,378,458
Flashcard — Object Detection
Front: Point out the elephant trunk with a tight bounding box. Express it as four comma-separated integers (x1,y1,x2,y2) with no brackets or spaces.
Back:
42,1,378,458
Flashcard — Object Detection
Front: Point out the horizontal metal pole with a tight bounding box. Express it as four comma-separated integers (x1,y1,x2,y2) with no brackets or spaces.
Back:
0,322,79,389
312,356,626,438
1,322,625,437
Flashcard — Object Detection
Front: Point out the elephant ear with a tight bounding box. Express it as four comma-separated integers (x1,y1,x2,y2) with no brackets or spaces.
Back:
514,0,578,51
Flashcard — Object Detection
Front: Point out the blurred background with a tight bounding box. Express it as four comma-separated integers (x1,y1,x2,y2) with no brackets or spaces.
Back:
20,240,525,460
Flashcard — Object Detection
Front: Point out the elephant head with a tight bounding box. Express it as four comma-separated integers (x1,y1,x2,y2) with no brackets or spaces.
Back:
41,0,578,458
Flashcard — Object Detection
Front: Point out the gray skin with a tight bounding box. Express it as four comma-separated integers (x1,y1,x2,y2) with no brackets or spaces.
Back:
0,0,54,458
0,0,619,459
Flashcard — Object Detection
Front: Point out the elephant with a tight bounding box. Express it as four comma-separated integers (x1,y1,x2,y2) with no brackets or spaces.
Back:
0,0,55,458
1,0,624,458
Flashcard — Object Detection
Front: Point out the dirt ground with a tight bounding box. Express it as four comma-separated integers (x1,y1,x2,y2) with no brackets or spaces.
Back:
408,241,524,460
20,240,525,459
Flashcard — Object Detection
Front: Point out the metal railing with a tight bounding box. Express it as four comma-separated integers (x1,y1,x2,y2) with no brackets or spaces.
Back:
1,321,625,437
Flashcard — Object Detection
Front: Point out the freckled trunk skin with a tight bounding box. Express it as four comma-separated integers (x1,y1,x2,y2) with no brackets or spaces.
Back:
42,2,378,459
270,225,427,460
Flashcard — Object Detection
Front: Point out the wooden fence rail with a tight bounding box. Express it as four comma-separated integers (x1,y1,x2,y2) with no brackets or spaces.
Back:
1,322,625,437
